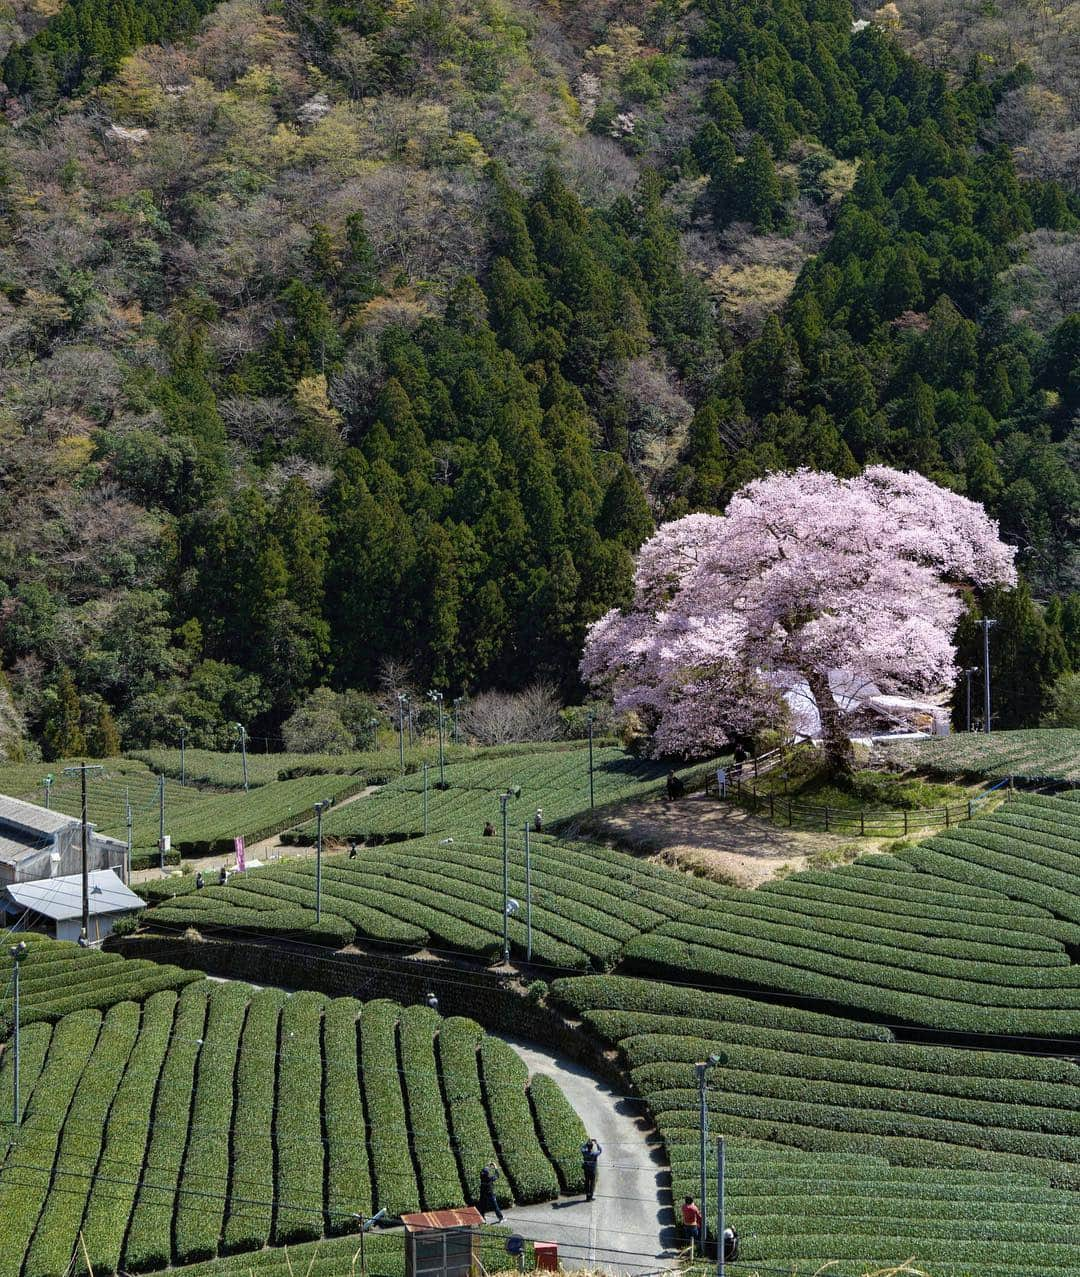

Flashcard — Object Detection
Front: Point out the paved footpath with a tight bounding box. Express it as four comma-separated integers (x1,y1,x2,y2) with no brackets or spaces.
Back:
499,1035,677,1275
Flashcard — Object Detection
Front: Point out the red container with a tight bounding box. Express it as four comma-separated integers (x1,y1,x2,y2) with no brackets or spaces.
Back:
534,1242,558,1271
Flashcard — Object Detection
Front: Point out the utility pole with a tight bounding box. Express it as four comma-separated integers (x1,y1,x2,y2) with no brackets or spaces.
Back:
499,786,520,964
716,1136,726,1277
63,763,103,943
695,1055,722,1250
9,941,27,1125
429,690,445,787
125,789,132,885
962,667,978,733
422,763,429,835
314,799,330,922
453,697,463,746
235,723,249,790
397,693,408,776
524,822,532,962
586,711,596,809
408,702,414,748
179,727,187,787
158,774,166,871
981,619,997,735
42,774,54,810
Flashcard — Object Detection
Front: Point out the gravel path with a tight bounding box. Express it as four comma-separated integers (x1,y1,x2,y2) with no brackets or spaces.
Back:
499,1035,676,1275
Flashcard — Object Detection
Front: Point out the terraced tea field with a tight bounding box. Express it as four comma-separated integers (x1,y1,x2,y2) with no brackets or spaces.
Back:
284,747,711,842
0,942,586,1275
624,793,1080,1036
883,728,1080,783
145,831,731,965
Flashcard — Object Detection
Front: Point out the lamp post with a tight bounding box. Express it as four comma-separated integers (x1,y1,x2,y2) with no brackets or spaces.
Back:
586,711,596,809
962,667,978,733
695,1054,723,1250
313,799,331,922
398,693,408,776
429,690,445,787
42,774,54,810
179,726,187,787
981,618,998,735
235,723,249,791
523,822,533,961
9,941,27,1125
499,786,521,964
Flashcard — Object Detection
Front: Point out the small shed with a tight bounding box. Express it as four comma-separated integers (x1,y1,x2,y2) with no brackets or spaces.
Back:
0,793,123,886
2,868,144,942
402,1209,483,1277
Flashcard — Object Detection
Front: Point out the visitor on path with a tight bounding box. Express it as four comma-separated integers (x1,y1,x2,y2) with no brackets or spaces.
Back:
348,839,358,859
666,770,685,801
732,745,747,778
534,808,543,833
195,871,204,890
581,1138,602,1201
218,865,229,885
478,1161,503,1222
715,765,728,798
723,1226,740,1262
681,1196,703,1244
483,821,495,837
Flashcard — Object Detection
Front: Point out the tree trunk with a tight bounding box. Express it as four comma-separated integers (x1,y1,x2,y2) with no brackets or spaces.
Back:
804,668,854,775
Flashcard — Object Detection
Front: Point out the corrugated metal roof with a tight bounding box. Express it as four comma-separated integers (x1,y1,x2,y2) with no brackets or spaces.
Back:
5,869,143,921
0,832,51,865
0,794,77,837
402,1208,484,1230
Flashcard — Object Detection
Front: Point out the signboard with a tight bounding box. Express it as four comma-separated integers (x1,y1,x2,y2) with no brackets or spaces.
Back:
234,836,246,872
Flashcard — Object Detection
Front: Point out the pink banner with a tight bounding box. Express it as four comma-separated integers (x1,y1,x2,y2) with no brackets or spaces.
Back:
234,836,246,872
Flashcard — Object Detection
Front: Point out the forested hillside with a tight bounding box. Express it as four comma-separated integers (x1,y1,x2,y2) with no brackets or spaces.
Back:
0,0,1077,756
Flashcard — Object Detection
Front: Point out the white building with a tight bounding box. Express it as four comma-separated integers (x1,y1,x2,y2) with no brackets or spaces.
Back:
2,869,144,943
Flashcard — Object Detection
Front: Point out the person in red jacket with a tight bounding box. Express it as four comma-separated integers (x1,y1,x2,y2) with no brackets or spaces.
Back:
681,1196,703,1244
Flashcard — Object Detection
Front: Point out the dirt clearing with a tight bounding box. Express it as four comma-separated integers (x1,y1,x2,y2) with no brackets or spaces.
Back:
581,792,885,888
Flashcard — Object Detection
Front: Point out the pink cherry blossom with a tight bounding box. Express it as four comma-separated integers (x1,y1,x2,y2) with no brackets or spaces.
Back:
582,467,1017,768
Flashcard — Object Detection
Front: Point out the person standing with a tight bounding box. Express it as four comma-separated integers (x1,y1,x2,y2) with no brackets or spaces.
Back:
581,1138,602,1201
478,1161,503,1222
681,1195,703,1246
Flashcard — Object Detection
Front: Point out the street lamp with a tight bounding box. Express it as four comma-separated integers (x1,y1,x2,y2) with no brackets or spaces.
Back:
313,799,331,921
499,786,521,964
695,1053,724,1251
980,618,998,735
429,690,445,787
41,774,54,810
586,710,596,809
397,693,409,776
9,941,27,1125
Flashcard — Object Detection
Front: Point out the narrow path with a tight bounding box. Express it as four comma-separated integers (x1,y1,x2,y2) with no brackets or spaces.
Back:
500,1035,676,1275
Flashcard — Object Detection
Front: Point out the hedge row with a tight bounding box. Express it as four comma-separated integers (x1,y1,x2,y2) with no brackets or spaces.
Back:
82,994,176,1275
322,997,372,1228
23,1000,141,1277
399,1005,463,1211
123,982,211,1270
359,1000,418,1217
0,1009,104,1277
528,1074,587,1194
438,1017,508,1206
175,983,250,1264
480,1037,559,1203
274,991,327,1244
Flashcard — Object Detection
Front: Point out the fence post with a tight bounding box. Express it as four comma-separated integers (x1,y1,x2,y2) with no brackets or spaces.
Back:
824,806,830,832
945,806,950,829
968,799,972,820
903,809,909,836
860,810,864,836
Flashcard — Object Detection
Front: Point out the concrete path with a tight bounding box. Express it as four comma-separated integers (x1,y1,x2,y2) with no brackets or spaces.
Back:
500,1035,676,1275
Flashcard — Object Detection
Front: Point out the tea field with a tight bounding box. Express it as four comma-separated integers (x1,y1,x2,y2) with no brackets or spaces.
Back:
554,975,1080,1272
882,728,1080,783
144,830,731,965
0,940,586,1275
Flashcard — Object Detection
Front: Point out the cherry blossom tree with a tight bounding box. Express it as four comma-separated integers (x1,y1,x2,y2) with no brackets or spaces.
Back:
581,467,1017,771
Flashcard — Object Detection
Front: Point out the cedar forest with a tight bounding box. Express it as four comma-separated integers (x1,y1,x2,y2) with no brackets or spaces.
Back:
0,0,1077,758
